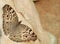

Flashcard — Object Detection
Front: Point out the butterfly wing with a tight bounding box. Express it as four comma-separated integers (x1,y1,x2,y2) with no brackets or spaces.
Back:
2,4,18,35
2,4,37,42
9,24,37,42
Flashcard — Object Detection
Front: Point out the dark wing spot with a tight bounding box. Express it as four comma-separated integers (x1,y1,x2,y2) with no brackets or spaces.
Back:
32,32,35,35
6,22,8,23
7,15,8,17
12,10,15,13
9,7,12,10
29,29,32,32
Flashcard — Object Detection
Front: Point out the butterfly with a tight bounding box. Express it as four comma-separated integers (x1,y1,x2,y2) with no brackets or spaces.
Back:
2,4,37,42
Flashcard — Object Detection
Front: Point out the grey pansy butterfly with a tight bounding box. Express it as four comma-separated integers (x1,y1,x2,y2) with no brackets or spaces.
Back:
2,4,37,42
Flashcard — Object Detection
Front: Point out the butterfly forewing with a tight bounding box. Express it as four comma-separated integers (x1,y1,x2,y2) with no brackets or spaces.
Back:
2,4,18,35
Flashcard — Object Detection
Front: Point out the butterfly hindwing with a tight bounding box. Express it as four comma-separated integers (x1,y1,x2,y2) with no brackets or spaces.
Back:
9,24,37,42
